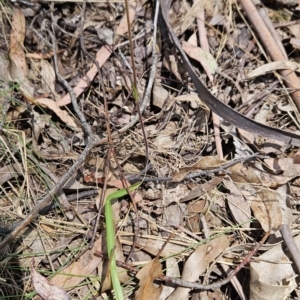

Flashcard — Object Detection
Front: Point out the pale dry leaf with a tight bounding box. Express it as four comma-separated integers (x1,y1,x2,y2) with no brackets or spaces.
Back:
247,61,300,79
159,257,180,300
30,112,51,141
135,258,163,300
97,26,113,45
264,157,300,178
237,128,255,145
277,100,294,112
290,37,300,49
182,41,218,81
250,235,300,300
0,51,11,81
180,176,224,203
223,180,251,228
153,122,177,148
101,235,129,292
40,59,57,96
165,203,184,226
254,101,272,126
229,163,261,184
187,32,198,47
56,46,111,107
259,172,294,188
35,98,78,129
169,55,182,80
244,186,282,232
9,7,27,79
173,156,225,182
9,7,35,99
64,177,90,189
49,238,102,289
18,229,45,268
116,1,136,36
230,164,282,232
31,261,70,300
152,84,169,109
175,93,209,110
168,235,229,300
0,163,23,185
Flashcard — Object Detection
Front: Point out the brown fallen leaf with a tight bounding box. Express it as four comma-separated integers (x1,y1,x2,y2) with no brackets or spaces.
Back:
250,235,300,300
31,260,70,300
49,238,102,289
182,41,217,82
35,98,78,129
223,179,251,228
247,61,300,79
9,7,35,99
40,59,58,97
135,258,163,300
9,7,27,79
229,163,282,232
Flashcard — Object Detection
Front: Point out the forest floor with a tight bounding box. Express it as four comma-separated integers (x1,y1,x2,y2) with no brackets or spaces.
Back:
1,0,300,299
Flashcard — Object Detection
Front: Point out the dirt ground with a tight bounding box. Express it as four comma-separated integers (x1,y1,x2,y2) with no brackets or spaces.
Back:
1,0,300,299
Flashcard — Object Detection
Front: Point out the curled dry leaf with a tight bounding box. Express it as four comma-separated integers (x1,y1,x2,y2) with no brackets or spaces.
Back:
135,258,163,300
31,260,70,300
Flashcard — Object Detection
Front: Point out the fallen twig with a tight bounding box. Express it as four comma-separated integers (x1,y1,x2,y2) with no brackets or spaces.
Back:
127,152,263,182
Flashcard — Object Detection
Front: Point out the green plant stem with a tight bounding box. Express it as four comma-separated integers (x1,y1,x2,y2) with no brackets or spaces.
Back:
105,182,141,299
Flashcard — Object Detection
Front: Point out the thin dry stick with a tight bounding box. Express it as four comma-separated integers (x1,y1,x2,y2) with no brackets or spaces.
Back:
0,22,93,251
127,152,262,182
157,231,270,290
